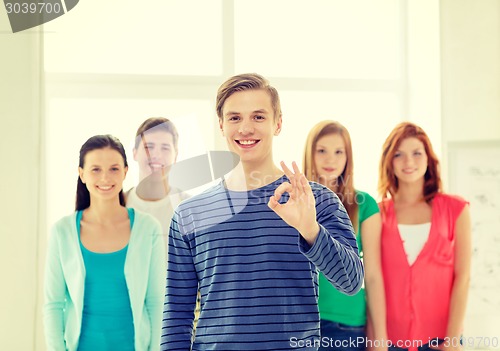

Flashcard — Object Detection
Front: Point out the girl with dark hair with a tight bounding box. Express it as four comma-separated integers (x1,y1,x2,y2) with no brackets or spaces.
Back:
303,121,387,351
378,122,471,351
44,135,165,351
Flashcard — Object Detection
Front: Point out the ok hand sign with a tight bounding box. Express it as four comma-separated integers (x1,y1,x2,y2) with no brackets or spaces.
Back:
268,161,320,245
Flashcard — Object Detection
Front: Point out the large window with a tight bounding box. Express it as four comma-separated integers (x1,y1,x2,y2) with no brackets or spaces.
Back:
44,0,439,226
234,0,401,79
44,0,223,75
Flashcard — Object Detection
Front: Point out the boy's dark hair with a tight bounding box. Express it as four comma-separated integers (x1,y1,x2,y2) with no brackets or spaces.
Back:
134,117,179,151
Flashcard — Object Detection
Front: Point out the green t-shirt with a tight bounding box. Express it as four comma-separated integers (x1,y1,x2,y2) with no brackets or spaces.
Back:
318,190,379,326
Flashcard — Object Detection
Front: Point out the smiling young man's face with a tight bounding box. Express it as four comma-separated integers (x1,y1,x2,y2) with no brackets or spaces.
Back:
133,129,177,180
219,89,282,167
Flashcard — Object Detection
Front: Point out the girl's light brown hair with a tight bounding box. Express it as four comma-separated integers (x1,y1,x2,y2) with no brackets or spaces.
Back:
378,122,442,202
303,120,358,232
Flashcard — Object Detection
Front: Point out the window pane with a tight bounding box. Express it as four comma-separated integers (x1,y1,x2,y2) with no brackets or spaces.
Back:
275,91,400,196
235,0,400,79
44,0,222,75
45,97,213,228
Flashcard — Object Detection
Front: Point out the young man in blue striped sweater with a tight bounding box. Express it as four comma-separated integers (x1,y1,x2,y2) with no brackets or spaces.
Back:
161,73,364,351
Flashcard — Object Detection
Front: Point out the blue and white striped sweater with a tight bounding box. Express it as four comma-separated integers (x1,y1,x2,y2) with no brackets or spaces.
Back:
161,175,363,351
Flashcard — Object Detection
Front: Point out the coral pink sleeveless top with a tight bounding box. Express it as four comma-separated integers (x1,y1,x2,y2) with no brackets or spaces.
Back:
379,193,467,351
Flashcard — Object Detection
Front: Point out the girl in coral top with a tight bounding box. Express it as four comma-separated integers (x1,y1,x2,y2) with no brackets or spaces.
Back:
378,122,471,351
303,121,387,351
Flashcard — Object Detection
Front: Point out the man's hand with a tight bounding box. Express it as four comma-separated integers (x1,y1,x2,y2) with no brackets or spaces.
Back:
268,161,320,245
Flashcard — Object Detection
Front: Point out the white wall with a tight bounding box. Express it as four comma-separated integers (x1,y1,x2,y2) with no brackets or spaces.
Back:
0,12,43,350
440,0,500,342
441,0,500,144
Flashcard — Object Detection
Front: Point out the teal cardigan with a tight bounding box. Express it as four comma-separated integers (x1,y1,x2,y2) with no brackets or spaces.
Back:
43,210,166,351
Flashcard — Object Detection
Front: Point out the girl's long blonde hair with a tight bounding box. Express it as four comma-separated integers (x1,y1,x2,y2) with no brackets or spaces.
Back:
303,120,359,232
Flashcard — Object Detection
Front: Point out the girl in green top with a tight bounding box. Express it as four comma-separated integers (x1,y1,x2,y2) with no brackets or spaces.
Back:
303,121,387,351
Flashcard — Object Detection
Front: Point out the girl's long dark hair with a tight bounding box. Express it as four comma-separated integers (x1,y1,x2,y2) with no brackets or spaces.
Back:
76,135,128,211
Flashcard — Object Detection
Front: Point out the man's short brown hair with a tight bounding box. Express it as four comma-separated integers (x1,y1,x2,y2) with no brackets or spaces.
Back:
216,73,282,121
134,117,178,150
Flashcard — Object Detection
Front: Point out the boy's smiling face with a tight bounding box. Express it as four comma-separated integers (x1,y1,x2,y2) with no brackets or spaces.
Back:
133,130,177,180
219,89,282,167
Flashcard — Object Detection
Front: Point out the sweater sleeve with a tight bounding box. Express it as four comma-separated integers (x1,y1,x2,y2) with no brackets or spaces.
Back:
161,210,198,351
299,186,364,296
145,220,166,351
43,223,68,351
